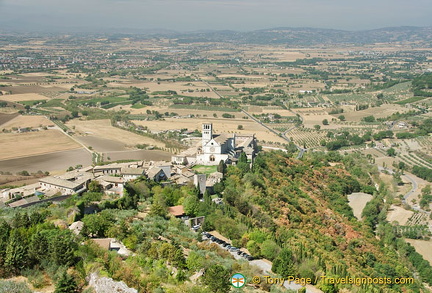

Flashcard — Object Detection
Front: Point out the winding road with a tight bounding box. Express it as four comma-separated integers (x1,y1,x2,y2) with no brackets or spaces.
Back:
378,166,431,234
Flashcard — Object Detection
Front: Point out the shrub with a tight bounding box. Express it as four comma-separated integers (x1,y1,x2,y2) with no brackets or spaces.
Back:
0,280,32,293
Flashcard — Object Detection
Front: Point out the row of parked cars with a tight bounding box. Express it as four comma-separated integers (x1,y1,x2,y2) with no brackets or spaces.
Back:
202,232,254,261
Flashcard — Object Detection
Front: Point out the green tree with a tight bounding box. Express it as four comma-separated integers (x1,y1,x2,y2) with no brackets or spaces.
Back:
50,230,78,266
237,152,250,174
88,180,103,193
202,264,230,293
272,248,296,277
322,119,329,125
239,152,247,164
422,185,431,196
0,220,11,265
54,272,79,293
362,115,376,123
260,240,281,261
386,148,396,157
11,213,30,228
183,193,200,217
217,160,227,174
187,251,205,271
4,229,28,274
150,203,167,217
338,115,345,121
246,240,261,256
28,231,49,265
82,212,114,237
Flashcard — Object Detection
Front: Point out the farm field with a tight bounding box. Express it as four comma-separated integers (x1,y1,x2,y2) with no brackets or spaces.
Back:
106,80,219,98
0,148,92,173
299,113,343,129
285,128,330,148
387,205,414,226
348,192,373,220
0,130,82,161
126,106,244,118
5,85,69,96
75,136,128,152
0,93,50,102
132,117,288,145
0,113,19,126
66,119,166,148
405,239,432,265
0,115,53,130
337,104,410,122
0,176,40,188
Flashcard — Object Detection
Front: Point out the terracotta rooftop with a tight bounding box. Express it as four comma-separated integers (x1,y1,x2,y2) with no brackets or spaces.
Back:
91,238,112,250
168,205,185,217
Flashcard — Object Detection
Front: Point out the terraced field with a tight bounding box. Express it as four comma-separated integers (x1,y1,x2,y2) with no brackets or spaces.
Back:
406,212,429,226
286,128,330,148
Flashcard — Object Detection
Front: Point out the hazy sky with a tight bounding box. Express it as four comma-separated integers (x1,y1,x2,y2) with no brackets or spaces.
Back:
1,0,431,32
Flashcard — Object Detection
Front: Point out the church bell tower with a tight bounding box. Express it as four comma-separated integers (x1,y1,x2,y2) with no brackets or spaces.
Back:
202,123,213,145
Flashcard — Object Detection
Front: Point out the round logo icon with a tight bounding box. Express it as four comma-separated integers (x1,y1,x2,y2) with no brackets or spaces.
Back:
231,273,246,288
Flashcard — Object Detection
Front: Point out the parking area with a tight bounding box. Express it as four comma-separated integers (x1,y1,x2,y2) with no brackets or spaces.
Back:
201,231,254,261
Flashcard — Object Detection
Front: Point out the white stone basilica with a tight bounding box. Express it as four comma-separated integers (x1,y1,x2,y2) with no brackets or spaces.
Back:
172,123,258,166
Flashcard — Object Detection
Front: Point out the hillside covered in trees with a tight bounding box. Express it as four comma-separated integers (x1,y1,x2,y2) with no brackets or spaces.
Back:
0,151,431,292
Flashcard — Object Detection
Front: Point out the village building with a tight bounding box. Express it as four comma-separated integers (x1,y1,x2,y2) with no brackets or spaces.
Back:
121,167,146,182
98,176,124,193
90,238,130,256
39,172,92,195
93,164,123,175
1,183,40,201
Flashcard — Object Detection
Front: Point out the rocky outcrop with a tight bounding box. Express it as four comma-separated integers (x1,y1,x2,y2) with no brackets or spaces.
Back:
88,273,138,293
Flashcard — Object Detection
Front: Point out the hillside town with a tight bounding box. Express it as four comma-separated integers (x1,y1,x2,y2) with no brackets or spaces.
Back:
1,123,258,208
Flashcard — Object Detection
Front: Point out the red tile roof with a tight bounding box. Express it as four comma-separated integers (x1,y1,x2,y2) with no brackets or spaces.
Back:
168,205,185,217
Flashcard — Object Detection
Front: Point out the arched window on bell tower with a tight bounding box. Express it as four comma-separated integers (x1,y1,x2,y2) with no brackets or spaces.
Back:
202,122,213,143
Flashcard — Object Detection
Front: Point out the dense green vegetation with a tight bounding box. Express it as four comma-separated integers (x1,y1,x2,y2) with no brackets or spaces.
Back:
412,73,432,97
412,165,432,182
1,151,431,292
324,118,432,151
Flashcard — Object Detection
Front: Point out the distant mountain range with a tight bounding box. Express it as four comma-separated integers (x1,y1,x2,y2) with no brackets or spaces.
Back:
172,26,432,46
2,26,432,46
